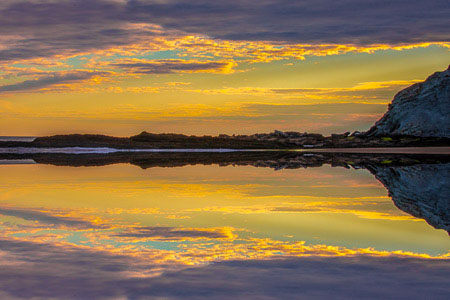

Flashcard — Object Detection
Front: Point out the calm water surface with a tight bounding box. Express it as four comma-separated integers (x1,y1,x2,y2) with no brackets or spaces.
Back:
0,136,35,142
0,161,448,298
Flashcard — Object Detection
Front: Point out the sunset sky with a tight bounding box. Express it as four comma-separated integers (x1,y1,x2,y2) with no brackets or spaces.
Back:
0,0,449,136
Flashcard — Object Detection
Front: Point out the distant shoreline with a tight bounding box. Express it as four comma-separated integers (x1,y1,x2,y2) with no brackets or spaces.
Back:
0,131,449,150
0,146,449,155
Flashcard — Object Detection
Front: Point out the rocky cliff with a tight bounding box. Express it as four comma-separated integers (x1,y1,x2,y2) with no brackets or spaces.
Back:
366,66,450,137
369,164,450,233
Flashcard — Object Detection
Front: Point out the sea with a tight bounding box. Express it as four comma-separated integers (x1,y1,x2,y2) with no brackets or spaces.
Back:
0,136,36,142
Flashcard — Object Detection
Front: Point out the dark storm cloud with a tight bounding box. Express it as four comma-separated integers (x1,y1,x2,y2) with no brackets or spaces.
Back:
113,60,231,74
115,226,229,240
0,0,130,62
0,237,449,299
0,207,105,229
0,1,174,62
128,0,449,44
0,0,448,62
0,71,107,93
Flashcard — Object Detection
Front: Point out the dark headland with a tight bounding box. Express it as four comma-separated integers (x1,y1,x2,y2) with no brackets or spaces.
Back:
1,66,449,150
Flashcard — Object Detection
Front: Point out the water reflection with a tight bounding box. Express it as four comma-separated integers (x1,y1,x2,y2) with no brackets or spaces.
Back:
0,152,448,298
369,164,449,233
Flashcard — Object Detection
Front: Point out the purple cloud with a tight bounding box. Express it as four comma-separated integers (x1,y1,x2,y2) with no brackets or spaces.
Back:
115,226,230,240
0,206,106,229
113,59,232,74
0,1,448,63
0,71,108,93
0,237,448,299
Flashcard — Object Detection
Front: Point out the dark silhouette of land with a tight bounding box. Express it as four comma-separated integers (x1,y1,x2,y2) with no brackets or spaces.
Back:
1,150,447,169
0,131,449,150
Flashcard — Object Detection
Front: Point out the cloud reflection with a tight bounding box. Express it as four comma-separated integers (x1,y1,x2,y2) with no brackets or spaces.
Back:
115,226,235,241
0,206,107,229
0,237,448,299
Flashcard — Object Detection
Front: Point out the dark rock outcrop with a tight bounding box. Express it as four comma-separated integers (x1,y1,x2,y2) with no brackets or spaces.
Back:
369,164,450,233
367,66,450,138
